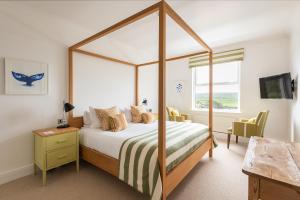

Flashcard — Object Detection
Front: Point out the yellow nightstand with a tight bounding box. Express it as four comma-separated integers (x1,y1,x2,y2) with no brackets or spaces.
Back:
153,113,159,120
33,127,79,185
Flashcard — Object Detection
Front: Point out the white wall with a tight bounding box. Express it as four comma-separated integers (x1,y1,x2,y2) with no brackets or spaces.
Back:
138,64,158,113
140,35,291,141
73,53,135,116
290,8,300,142
0,13,67,184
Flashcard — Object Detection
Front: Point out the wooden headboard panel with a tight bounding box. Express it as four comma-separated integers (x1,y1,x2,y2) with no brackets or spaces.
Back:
69,116,83,128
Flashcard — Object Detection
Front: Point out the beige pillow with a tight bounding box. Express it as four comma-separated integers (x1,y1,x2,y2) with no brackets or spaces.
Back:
131,105,146,123
110,113,128,132
95,106,120,130
142,112,154,124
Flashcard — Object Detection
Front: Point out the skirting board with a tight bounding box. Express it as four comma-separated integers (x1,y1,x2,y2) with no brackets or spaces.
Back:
0,164,34,185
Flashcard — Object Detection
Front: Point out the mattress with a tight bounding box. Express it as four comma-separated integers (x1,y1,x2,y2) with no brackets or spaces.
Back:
80,121,209,159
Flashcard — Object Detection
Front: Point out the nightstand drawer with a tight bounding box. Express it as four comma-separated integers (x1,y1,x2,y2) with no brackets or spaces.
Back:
47,146,76,169
46,132,76,151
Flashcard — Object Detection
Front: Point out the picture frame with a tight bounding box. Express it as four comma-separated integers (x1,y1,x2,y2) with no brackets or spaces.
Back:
175,80,185,95
5,58,48,95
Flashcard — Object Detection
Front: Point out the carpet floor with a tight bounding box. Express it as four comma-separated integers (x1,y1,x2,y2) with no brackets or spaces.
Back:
0,137,248,200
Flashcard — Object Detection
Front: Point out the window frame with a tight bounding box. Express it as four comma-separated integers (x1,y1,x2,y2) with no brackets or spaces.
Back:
192,61,241,113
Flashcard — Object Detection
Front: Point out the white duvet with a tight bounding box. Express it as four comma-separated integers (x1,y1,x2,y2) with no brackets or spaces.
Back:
80,121,165,159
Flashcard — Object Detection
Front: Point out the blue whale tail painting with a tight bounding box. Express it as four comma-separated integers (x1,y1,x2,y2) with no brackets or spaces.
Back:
11,71,44,87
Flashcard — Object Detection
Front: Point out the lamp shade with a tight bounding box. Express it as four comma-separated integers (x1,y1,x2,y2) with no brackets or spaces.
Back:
142,98,148,106
64,102,74,112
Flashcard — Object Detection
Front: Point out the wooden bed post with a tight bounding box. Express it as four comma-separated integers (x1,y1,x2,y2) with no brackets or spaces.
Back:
135,66,139,106
208,51,213,157
158,1,167,200
68,48,74,120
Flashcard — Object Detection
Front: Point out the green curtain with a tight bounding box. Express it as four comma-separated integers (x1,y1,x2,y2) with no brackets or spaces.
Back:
189,48,244,68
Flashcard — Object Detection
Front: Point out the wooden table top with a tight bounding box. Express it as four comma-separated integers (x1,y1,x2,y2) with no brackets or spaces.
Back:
242,137,300,191
33,127,79,137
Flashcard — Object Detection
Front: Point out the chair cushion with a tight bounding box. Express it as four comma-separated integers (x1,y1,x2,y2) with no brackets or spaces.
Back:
171,109,180,116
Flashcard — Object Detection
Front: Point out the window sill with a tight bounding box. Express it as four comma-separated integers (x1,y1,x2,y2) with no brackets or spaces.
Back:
190,109,242,118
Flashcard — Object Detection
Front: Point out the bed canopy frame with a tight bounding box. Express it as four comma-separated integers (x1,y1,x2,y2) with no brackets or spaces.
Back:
68,1,213,199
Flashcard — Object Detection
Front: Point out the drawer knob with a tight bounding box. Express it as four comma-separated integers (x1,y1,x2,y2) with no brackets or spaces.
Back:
58,154,67,159
56,139,67,144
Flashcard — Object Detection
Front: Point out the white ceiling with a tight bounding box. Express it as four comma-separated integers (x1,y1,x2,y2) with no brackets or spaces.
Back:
0,0,299,64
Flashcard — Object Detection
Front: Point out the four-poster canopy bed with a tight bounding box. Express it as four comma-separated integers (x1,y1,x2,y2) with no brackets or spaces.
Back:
68,1,213,199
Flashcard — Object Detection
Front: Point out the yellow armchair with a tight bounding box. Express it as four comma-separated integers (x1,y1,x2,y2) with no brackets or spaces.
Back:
166,107,190,122
227,111,269,149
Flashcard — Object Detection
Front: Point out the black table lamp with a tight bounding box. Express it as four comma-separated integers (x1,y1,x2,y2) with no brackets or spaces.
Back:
57,101,75,128
142,98,152,112
142,98,148,106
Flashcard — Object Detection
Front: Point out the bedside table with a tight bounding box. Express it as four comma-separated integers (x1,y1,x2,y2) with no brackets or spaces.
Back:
153,113,159,120
33,127,79,185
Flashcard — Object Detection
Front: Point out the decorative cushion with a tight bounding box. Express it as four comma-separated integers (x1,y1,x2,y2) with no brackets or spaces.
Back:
89,107,101,128
141,112,154,124
121,107,132,122
131,105,146,123
171,109,180,116
83,111,91,128
109,113,128,132
95,106,120,130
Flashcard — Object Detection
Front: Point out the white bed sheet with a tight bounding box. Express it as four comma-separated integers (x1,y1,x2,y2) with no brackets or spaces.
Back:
80,121,208,159
80,121,161,159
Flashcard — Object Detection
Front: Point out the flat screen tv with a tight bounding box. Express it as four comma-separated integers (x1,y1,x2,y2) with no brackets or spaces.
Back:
259,73,293,99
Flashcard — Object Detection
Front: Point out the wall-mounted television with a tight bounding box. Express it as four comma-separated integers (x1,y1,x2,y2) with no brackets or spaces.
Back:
259,73,293,99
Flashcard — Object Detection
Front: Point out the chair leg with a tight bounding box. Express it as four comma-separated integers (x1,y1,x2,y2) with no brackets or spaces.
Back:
227,134,231,149
236,136,238,144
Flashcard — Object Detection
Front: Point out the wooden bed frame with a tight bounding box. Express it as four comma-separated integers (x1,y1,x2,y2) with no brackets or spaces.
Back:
68,1,213,199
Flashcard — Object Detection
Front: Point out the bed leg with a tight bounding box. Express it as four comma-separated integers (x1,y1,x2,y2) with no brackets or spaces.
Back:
209,148,213,158
162,192,166,200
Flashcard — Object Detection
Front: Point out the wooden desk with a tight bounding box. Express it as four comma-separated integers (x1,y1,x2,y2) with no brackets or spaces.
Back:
242,137,300,200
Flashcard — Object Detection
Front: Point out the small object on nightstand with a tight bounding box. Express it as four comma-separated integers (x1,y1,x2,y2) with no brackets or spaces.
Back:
57,101,75,128
33,127,79,185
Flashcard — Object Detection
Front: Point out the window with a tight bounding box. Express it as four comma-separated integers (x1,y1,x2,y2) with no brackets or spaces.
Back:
193,61,241,112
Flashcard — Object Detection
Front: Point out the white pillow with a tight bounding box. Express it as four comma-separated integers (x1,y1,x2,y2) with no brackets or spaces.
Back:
121,107,132,122
83,111,91,128
89,106,101,128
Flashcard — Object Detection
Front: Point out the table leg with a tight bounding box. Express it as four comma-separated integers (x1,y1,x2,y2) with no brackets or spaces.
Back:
42,170,47,186
248,176,260,200
236,136,239,143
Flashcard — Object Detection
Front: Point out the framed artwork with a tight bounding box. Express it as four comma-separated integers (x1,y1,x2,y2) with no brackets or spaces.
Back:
175,80,185,95
5,58,48,95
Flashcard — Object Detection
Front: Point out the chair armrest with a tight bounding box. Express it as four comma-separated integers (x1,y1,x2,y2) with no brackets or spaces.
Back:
240,119,249,122
181,114,190,120
169,116,176,121
175,116,185,122
232,122,245,136
232,121,258,137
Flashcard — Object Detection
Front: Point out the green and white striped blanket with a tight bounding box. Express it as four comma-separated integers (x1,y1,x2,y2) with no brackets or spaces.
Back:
118,122,210,200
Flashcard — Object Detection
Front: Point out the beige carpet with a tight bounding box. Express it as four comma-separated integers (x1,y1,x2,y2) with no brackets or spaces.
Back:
0,137,248,200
